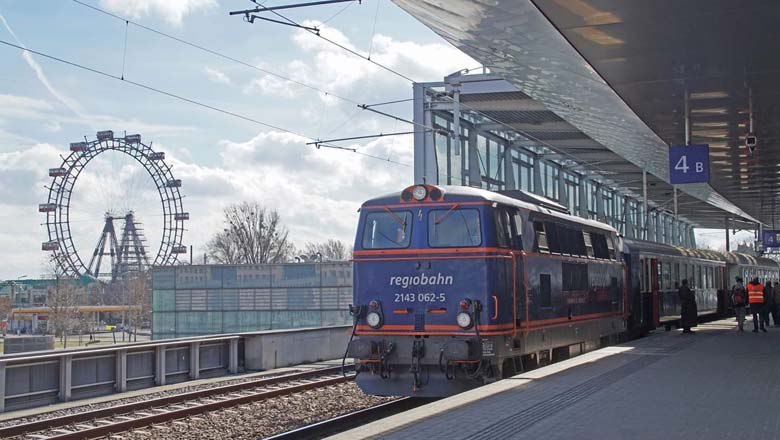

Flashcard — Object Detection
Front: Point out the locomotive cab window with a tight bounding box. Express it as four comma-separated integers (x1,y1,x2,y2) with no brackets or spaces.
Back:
428,208,482,247
362,210,413,249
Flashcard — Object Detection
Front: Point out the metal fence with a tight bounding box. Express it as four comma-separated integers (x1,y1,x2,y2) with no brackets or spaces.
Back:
152,263,352,339
0,334,239,413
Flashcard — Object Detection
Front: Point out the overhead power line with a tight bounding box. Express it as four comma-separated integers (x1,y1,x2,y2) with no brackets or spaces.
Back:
0,39,411,167
71,0,362,106
229,2,623,175
72,0,427,140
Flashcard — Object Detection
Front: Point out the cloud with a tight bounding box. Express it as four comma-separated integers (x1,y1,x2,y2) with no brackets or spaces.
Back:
98,0,217,25
244,75,300,99
203,66,231,85
245,22,478,105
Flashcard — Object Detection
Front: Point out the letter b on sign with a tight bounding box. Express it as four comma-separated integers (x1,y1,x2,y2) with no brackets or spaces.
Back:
669,144,710,184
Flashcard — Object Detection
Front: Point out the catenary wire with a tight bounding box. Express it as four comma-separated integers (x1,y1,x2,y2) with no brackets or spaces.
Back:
71,0,428,143
248,6,624,178
0,39,411,168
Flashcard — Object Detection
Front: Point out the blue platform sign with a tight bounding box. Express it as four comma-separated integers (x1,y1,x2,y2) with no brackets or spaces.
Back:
763,230,780,248
669,144,710,184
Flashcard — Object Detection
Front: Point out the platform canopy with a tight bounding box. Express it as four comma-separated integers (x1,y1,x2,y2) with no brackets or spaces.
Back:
392,0,779,229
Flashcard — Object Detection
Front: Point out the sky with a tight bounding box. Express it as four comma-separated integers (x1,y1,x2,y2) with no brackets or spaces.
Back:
0,0,479,279
0,0,745,280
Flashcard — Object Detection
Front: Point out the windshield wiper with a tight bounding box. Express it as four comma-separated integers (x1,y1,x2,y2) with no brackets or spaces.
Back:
384,207,407,228
434,203,460,225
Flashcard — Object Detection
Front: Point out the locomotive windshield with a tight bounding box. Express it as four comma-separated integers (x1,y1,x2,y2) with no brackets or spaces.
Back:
428,208,482,247
362,210,413,249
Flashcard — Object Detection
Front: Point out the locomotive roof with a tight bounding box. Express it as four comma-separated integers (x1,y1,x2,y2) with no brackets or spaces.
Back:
362,185,618,234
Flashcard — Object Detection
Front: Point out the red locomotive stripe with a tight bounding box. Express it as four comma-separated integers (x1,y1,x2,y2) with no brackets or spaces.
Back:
353,247,512,257
362,201,491,210
353,255,513,262
355,330,514,337
356,322,515,332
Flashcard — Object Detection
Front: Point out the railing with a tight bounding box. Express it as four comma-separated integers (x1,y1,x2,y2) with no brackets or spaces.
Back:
0,325,350,413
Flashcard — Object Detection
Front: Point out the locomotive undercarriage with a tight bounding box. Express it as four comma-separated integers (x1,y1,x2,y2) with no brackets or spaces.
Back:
350,317,626,397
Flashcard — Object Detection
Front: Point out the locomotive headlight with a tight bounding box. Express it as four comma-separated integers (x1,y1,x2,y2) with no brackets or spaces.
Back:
456,312,473,329
366,311,383,328
412,185,428,201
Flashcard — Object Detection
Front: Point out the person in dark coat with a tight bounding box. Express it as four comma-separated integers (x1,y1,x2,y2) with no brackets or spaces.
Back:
763,280,773,329
678,279,697,334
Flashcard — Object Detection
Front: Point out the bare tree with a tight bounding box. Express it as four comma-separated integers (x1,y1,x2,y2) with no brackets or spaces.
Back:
47,280,83,348
206,202,294,264
303,239,352,261
124,273,151,342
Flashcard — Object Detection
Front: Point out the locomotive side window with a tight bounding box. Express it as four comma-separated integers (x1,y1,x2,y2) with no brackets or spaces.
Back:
606,235,616,260
539,273,552,308
495,209,512,248
591,233,610,259
534,221,549,253
545,222,561,254
511,211,523,250
362,210,413,249
428,208,482,247
583,232,594,258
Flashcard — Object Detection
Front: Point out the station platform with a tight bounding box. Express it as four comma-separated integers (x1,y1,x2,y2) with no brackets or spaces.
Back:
334,318,779,439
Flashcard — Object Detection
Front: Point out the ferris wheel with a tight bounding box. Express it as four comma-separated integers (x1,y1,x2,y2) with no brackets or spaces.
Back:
41,130,188,280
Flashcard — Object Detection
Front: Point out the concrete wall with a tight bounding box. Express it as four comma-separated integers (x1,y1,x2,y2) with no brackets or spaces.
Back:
243,325,351,370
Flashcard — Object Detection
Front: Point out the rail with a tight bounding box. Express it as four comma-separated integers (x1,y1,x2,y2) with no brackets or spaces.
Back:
0,365,353,439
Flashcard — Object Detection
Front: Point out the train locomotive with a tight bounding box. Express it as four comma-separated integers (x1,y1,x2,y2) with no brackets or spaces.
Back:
346,184,779,397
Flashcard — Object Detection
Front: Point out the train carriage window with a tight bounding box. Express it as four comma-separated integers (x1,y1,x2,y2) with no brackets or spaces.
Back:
511,211,524,250
641,258,648,292
664,262,671,290
673,263,680,288
428,208,482,247
583,232,594,258
534,222,549,253
708,266,714,288
540,273,552,308
362,210,413,249
697,266,703,290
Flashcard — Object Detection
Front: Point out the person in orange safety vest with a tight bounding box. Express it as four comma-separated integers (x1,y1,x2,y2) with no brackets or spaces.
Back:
748,277,767,333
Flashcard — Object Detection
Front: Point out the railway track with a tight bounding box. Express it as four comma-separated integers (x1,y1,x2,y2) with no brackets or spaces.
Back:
2,365,353,440
264,397,433,440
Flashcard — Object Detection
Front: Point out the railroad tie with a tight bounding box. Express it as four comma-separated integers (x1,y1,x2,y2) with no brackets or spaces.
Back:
51,429,75,435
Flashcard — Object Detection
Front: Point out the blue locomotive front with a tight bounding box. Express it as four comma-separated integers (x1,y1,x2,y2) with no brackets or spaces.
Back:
347,184,627,397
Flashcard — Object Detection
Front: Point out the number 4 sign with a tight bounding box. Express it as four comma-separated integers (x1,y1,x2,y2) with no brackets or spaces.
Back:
669,144,710,184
